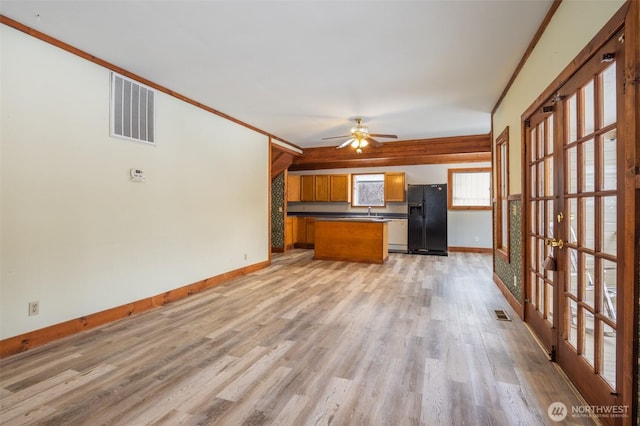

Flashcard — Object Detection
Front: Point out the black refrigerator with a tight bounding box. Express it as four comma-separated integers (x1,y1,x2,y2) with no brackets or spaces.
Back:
407,184,448,255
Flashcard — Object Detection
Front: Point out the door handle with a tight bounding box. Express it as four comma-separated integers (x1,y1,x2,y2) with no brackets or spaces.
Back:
545,238,564,249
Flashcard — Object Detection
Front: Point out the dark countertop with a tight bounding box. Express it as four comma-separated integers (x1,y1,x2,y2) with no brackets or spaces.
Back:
287,212,407,219
314,217,391,223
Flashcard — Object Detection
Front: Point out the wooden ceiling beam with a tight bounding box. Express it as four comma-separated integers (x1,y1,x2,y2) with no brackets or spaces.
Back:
290,134,491,171
271,141,302,179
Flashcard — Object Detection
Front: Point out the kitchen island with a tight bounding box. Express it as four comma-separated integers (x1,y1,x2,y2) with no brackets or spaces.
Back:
314,217,390,264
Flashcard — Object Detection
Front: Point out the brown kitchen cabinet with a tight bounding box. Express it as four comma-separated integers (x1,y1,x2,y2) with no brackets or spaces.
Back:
295,217,307,244
300,176,315,201
314,175,330,201
305,218,315,244
385,172,406,202
292,216,315,248
285,216,296,250
287,174,301,202
329,174,350,202
289,174,350,203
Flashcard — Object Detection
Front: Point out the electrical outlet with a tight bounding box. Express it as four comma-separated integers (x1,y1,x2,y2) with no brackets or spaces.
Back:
28,301,39,316
244,253,248,260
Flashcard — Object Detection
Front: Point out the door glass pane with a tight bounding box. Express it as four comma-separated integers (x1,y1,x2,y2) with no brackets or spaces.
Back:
602,62,616,127
567,248,578,295
501,200,508,247
583,309,595,367
530,165,537,196
567,147,577,193
530,202,536,234
602,196,617,256
545,158,554,196
538,121,545,155
530,127,537,159
583,253,596,305
538,162,545,197
546,282,554,324
582,197,595,250
602,322,617,388
547,118,554,155
528,236,534,267
567,94,577,143
537,238,545,274
583,138,595,192
568,199,578,243
537,276,543,309
544,236,554,279
538,201,545,238
602,130,617,190
568,299,578,348
601,259,617,321
546,200,554,238
583,80,595,136
529,271,536,301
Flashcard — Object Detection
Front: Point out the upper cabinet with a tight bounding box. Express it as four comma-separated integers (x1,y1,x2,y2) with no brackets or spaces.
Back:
289,172,404,203
300,175,315,201
290,174,350,202
385,172,406,202
287,174,301,202
314,175,330,201
329,174,350,202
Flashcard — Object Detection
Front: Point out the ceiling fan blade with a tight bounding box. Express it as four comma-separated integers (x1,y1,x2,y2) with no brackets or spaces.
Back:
322,135,351,140
337,138,355,149
365,137,384,147
369,133,398,139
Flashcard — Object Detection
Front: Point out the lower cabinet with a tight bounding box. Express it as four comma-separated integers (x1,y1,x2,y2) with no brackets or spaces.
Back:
285,217,295,250
290,216,406,252
305,218,315,244
291,216,315,248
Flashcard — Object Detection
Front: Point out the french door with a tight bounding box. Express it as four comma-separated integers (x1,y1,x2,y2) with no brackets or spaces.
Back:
525,107,557,353
524,31,626,412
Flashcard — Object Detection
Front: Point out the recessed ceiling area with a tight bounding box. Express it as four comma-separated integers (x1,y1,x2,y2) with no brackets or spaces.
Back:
0,1,553,148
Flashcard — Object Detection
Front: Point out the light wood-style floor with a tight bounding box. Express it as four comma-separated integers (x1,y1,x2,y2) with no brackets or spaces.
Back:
0,250,594,425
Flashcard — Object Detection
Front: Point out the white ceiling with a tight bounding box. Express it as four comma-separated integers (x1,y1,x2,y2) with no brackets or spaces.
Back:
1,0,552,148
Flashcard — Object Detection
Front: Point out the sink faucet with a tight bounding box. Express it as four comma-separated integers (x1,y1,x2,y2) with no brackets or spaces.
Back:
368,206,371,216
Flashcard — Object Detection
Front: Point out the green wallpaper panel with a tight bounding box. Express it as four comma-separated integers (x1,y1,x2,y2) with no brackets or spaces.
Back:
271,172,285,248
494,199,523,301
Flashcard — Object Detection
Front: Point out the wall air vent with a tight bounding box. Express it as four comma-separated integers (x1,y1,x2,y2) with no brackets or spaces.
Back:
110,73,155,144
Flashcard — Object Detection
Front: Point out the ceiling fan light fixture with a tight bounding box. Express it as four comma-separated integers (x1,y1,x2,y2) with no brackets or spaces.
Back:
326,117,397,151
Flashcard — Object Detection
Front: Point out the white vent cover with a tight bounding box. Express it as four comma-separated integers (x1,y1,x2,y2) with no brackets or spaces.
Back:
110,73,155,144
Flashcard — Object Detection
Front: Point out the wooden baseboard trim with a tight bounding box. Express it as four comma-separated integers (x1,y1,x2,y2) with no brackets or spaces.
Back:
492,272,523,319
271,247,285,253
0,260,270,359
448,246,493,254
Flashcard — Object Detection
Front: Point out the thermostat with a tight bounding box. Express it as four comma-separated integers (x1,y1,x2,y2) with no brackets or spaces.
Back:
130,168,145,182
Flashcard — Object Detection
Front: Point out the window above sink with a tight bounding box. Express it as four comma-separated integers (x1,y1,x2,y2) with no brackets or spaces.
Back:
352,173,385,207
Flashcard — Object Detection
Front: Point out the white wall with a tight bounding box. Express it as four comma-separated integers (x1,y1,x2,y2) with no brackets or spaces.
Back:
289,162,492,249
0,26,269,339
493,0,624,194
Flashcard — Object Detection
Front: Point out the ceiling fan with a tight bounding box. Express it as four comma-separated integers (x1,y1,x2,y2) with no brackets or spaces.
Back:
322,118,398,153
